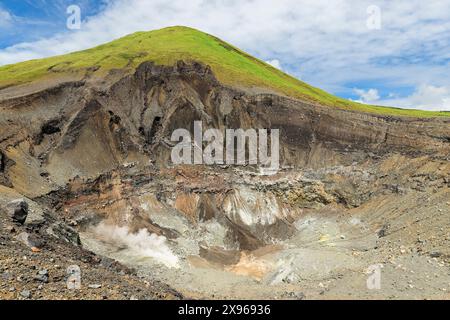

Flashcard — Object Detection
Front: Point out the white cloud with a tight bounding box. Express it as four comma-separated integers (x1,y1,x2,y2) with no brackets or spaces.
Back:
0,8,13,27
354,88,380,104
378,85,450,111
0,0,449,111
353,85,450,111
266,59,283,71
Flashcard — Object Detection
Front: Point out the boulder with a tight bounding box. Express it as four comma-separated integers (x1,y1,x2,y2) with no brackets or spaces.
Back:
15,232,45,249
20,290,32,299
46,222,81,246
5,199,28,225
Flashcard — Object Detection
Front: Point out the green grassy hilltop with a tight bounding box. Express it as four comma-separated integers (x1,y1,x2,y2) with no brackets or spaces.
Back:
0,26,448,117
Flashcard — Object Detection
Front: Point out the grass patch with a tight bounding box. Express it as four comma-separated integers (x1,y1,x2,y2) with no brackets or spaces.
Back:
0,26,448,118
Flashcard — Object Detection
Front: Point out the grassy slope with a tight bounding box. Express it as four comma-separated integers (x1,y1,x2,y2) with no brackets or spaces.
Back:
0,26,448,117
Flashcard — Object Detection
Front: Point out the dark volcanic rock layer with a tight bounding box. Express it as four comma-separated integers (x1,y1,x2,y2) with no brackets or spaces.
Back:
1,61,449,197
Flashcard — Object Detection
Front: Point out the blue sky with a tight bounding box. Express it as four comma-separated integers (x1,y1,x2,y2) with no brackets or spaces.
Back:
1,0,450,111
0,1,104,47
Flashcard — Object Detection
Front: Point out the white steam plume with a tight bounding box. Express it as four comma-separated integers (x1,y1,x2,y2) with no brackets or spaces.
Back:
93,222,179,269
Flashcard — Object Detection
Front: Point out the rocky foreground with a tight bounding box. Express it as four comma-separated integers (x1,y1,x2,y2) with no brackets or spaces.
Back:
0,196,182,300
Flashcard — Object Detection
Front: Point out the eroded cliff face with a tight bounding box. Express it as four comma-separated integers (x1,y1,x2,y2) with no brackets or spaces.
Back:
1,60,449,197
1,62,449,299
